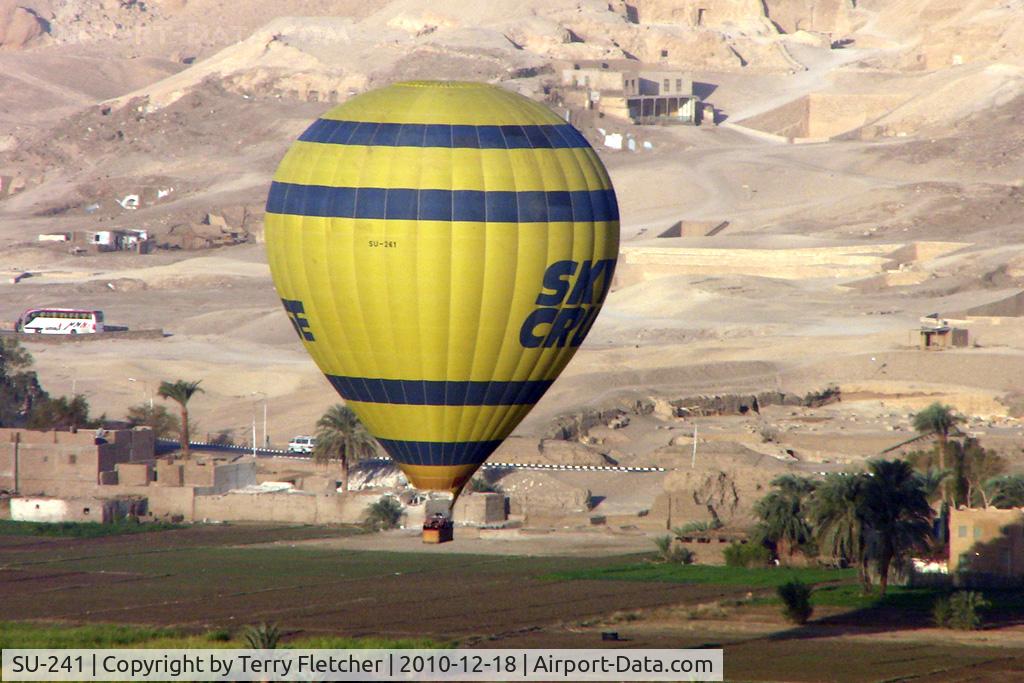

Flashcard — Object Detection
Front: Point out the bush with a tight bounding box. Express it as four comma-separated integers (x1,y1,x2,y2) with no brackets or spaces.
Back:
208,430,235,446
803,385,841,407
205,629,232,642
934,591,988,630
242,622,280,649
672,519,723,538
126,403,180,439
932,596,953,628
777,580,813,625
364,497,403,531
675,546,696,565
27,394,100,431
653,535,696,565
468,476,500,493
724,541,772,568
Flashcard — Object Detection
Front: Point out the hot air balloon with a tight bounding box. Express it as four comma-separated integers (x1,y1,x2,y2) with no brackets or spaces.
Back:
264,81,619,537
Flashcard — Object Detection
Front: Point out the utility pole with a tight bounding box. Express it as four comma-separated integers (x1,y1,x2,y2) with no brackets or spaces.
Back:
691,423,698,469
250,392,268,448
13,432,20,493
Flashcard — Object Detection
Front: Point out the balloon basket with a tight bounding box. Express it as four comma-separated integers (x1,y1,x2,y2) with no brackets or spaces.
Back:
422,513,454,544
422,525,453,544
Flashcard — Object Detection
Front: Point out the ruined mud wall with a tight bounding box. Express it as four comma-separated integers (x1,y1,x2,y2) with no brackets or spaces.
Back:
633,0,771,30
762,0,854,34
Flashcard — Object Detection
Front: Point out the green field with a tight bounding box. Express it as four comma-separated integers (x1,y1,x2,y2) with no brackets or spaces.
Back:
0,519,184,539
546,563,856,587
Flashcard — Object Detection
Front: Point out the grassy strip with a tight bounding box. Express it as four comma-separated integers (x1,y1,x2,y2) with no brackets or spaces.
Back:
810,584,942,609
0,519,184,539
746,582,1024,614
0,622,446,649
545,563,856,587
0,622,187,648
291,636,447,649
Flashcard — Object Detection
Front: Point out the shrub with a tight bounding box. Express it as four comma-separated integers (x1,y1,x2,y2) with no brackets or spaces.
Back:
208,430,235,446
803,385,841,407
242,622,280,649
777,580,813,625
653,535,696,565
935,591,989,631
932,596,953,628
364,497,403,531
672,519,723,538
724,541,772,568
126,403,181,439
468,477,500,493
675,546,696,565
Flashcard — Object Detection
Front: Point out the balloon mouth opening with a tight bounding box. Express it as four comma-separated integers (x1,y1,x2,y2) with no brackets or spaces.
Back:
395,80,493,90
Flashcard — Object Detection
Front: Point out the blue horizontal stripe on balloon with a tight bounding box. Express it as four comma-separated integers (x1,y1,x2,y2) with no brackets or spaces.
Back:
327,375,553,406
376,438,505,466
266,182,619,223
298,119,591,149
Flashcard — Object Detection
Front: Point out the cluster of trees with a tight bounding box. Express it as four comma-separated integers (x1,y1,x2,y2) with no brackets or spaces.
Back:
0,339,104,430
0,339,44,426
755,402,1024,594
2,342,373,483
755,460,933,594
0,339,201,455
908,403,1024,509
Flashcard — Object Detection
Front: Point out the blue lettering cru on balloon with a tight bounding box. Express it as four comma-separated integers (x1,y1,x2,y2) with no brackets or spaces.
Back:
519,259,616,348
282,298,315,341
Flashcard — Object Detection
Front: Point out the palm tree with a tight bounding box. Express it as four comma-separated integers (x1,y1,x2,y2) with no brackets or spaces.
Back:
157,379,204,458
809,474,870,590
755,475,816,561
915,468,951,506
313,404,378,493
912,403,963,505
862,459,933,595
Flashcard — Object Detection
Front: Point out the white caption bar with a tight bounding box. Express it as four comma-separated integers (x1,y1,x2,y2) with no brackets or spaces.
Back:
2,648,723,681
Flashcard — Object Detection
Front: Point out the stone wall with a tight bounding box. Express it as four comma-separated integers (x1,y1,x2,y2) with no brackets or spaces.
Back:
738,93,909,141
949,507,1024,577
116,462,152,486
454,492,507,525
192,490,371,525
617,244,899,284
0,428,154,495
11,496,108,523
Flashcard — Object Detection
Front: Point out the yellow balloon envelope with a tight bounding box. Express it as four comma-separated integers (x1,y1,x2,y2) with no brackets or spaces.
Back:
264,81,619,494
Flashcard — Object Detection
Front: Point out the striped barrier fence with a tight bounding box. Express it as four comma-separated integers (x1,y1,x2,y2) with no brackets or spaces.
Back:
158,441,668,473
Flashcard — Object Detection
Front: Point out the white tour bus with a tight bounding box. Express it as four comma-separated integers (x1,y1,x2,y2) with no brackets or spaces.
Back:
17,308,105,335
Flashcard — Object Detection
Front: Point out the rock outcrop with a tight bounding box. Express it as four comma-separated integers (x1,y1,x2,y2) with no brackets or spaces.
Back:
0,1,48,50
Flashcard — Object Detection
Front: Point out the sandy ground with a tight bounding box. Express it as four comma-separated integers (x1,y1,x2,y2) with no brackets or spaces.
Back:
283,527,657,556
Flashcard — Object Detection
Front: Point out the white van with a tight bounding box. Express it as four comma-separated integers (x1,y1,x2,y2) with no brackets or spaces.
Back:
287,435,316,454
